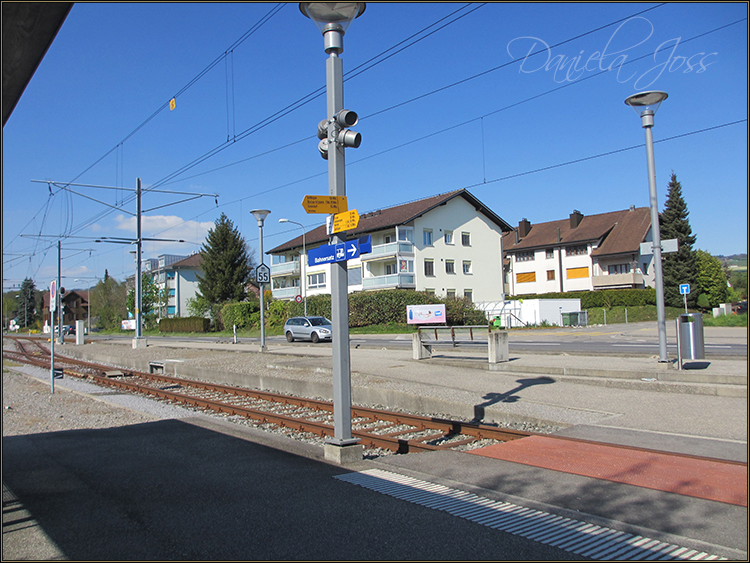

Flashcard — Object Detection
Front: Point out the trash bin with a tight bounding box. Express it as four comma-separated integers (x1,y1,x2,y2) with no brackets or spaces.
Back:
677,313,704,360
561,313,571,326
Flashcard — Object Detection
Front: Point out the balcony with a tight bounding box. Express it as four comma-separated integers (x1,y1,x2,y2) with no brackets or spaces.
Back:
592,272,644,289
272,286,301,300
271,261,300,277
362,273,416,290
361,242,414,262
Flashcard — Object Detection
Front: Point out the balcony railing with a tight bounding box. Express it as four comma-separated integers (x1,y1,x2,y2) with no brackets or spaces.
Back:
272,286,301,299
592,272,644,289
362,273,416,289
271,261,300,277
361,242,414,261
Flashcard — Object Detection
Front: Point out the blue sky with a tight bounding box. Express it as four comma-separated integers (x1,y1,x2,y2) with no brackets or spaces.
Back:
3,2,747,291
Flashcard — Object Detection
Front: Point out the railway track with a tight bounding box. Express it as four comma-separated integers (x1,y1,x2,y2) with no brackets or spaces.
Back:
3,336,529,454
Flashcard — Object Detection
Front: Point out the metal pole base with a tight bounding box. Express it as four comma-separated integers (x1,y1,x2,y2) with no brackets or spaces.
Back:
132,337,148,349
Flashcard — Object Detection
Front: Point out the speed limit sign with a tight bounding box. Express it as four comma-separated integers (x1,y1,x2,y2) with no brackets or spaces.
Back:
295,295,303,303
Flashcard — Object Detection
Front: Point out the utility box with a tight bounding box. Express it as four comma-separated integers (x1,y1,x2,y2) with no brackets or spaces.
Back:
676,313,705,368
75,320,85,345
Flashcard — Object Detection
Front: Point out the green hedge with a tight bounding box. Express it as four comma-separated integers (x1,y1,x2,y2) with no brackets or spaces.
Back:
158,317,210,333
510,288,657,309
267,289,486,328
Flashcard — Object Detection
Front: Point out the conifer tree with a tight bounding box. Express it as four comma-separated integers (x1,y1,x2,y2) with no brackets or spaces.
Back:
659,173,697,308
197,213,254,304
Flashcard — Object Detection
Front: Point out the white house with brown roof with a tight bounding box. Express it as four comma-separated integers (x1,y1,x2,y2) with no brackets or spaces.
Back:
502,207,656,296
139,253,203,318
267,189,513,304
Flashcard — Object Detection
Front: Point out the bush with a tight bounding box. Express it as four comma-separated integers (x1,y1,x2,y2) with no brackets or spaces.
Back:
221,301,260,329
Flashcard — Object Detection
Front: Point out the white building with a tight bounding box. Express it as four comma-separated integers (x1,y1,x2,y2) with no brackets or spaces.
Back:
268,189,513,304
502,207,655,296
140,253,203,318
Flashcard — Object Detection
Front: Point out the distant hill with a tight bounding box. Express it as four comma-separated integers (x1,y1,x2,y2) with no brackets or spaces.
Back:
717,254,748,270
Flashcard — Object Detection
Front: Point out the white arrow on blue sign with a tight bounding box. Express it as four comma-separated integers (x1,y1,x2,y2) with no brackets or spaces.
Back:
679,283,690,295
309,240,360,266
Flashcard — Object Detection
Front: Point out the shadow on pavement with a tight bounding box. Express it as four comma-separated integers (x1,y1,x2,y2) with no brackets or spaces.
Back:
2,419,575,560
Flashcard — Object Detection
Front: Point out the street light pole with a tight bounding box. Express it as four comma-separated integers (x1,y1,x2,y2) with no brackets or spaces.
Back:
251,209,271,351
625,90,669,363
301,2,365,458
279,218,307,316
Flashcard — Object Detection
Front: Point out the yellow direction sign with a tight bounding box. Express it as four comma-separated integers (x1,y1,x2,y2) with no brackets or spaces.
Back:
332,209,359,233
302,195,348,214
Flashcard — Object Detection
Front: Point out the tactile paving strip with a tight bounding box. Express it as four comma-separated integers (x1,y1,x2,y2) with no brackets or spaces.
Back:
336,469,726,560
469,436,747,506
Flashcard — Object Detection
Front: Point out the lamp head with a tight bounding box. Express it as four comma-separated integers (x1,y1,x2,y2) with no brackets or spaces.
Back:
624,91,668,116
300,2,366,53
250,209,271,226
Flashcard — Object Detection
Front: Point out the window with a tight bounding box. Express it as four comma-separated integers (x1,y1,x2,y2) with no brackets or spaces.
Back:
384,235,393,244
461,232,471,246
308,272,326,288
517,272,536,283
385,263,397,275
545,248,554,259
425,288,435,296
397,226,413,242
445,260,455,274
444,230,454,245
566,245,588,256
399,259,413,273
516,251,534,262
566,267,589,279
446,289,456,298
464,289,473,302
608,264,631,275
169,288,176,297
424,259,434,277
423,229,433,246
547,270,556,281
463,261,472,274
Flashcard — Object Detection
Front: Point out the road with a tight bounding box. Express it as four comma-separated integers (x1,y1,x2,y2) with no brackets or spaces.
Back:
91,322,747,358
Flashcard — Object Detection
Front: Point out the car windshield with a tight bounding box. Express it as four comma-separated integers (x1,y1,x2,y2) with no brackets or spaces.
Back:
308,317,331,326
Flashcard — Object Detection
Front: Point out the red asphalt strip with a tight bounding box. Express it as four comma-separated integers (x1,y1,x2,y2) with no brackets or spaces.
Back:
469,435,747,507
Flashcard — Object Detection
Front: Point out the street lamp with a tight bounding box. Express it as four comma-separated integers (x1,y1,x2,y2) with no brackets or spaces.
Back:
301,1,365,460
279,219,308,316
625,90,669,363
251,209,271,351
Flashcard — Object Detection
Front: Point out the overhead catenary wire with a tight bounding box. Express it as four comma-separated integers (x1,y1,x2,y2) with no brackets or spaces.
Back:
6,4,745,281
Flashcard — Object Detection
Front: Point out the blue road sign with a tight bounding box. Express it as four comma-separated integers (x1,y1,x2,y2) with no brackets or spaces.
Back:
309,240,359,266
358,235,372,254
680,283,690,295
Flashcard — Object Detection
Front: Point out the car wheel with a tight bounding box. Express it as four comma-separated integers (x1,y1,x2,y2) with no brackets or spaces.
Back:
311,332,320,344
286,331,295,342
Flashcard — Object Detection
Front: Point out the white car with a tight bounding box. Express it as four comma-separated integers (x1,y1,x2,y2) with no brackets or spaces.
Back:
283,316,332,343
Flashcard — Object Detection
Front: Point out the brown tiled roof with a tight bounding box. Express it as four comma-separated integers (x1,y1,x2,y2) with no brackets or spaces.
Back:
171,253,203,269
268,189,513,254
502,207,651,257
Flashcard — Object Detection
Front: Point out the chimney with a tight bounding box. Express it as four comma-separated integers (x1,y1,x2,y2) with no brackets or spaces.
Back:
518,218,531,238
570,210,584,229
